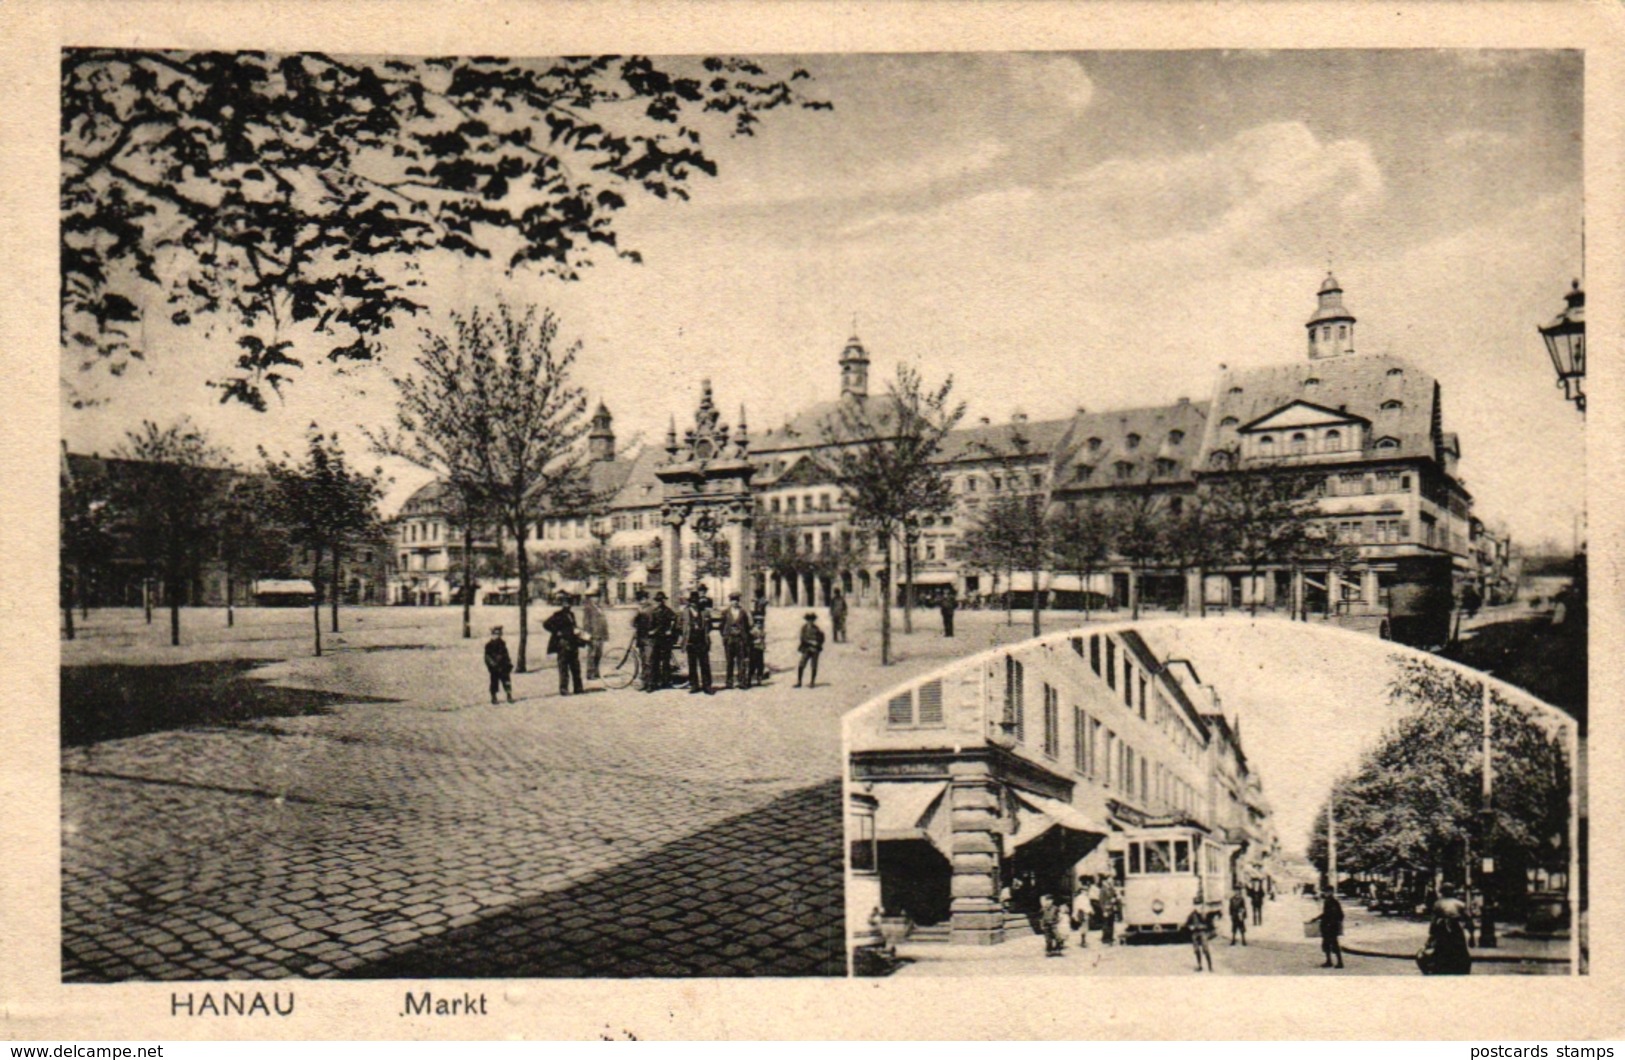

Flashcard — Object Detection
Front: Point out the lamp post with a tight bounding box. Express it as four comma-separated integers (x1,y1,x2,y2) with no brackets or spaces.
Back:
901,516,920,633
1538,279,1585,414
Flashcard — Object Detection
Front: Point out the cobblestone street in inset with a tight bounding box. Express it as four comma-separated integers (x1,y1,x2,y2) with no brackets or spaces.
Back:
61,603,1042,980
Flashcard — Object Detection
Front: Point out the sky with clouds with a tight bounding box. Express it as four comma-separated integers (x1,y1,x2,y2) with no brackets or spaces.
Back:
63,49,1584,546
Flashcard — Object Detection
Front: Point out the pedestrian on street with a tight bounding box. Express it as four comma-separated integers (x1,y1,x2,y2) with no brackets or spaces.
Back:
939,588,957,638
649,591,678,692
681,588,715,694
1040,894,1067,957
484,625,515,704
1420,883,1473,976
796,611,825,688
632,589,655,690
543,595,586,696
1099,876,1120,945
828,588,848,644
1185,900,1215,972
721,591,753,689
750,613,768,685
1228,890,1248,946
1317,890,1346,969
1070,877,1091,949
1249,877,1266,926
582,593,610,681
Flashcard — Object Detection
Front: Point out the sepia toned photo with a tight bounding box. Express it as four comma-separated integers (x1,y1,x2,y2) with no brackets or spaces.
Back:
6,4,1617,1038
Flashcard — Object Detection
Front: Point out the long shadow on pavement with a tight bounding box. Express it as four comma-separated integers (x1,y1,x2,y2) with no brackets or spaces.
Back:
340,779,844,979
61,659,397,747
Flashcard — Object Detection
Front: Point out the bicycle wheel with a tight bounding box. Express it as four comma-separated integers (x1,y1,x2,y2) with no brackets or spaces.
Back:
600,648,638,690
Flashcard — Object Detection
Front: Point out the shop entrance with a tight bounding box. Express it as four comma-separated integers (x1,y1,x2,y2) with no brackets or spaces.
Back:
878,840,952,926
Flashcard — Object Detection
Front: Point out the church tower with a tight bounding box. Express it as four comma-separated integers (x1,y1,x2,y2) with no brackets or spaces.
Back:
588,400,616,462
840,333,870,399
1306,272,1357,360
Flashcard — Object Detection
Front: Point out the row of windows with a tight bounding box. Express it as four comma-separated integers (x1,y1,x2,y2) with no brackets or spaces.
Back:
1070,457,1179,483
959,469,1047,494
769,492,836,515
541,517,590,541
1253,427,1355,455
1330,517,1409,545
1082,429,1185,453
1323,471,1412,497
610,512,650,532
1082,634,1202,764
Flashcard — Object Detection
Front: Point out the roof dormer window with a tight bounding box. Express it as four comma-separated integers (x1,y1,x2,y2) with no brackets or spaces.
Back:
1087,437,1102,452
1220,416,1238,428
1126,433,1141,449
1168,429,1185,445
1304,377,1321,389
1381,399,1404,411
1386,367,1404,378
1229,386,1244,396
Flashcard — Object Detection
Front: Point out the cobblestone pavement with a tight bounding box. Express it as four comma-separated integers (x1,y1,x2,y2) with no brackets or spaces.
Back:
889,896,1572,977
61,604,1010,981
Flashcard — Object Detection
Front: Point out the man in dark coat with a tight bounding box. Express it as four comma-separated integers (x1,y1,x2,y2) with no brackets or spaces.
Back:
940,588,957,638
543,595,585,696
720,591,753,689
796,611,825,688
632,589,654,690
484,625,514,704
648,591,678,692
1318,890,1346,969
681,588,715,694
828,588,848,643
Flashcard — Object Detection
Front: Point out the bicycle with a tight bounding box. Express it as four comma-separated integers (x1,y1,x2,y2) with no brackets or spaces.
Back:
599,639,641,690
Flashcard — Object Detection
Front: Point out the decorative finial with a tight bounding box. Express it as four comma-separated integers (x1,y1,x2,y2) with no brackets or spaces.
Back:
665,414,678,460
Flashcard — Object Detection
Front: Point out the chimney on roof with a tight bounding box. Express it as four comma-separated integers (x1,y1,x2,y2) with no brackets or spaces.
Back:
978,416,991,426
1177,396,1190,405
1076,406,1086,414
1012,412,1028,423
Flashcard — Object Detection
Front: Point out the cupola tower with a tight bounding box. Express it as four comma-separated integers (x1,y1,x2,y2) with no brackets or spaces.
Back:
1306,272,1357,360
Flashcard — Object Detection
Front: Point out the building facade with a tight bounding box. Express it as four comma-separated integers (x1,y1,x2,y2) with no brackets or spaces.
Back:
386,274,1490,629
846,624,1276,946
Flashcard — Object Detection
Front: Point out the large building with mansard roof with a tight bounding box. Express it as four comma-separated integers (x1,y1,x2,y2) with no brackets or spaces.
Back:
386,273,1484,641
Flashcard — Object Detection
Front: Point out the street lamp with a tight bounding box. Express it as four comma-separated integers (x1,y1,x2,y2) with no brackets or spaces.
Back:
1538,279,1585,414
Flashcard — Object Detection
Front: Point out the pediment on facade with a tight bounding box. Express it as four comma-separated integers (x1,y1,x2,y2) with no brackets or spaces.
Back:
768,454,840,488
1239,400,1368,433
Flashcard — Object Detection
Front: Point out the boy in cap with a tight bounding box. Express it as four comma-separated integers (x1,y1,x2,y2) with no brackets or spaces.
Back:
484,626,514,704
795,611,825,688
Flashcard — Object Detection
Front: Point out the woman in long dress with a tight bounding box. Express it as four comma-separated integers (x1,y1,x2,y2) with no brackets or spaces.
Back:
1425,883,1474,975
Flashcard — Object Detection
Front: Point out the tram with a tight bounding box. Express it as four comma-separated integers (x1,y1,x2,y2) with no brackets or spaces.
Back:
1119,823,1232,938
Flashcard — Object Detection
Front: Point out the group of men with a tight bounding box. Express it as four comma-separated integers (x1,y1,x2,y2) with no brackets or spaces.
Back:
481,582,834,701
630,585,769,694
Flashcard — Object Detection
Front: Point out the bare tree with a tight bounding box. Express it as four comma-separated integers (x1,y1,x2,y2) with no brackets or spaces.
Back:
822,364,965,665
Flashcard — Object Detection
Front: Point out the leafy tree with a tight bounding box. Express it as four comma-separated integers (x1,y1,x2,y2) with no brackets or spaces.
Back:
1307,657,1571,907
958,426,1055,636
390,304,592,671
1108,482,1166,621
822,364,965,665
261,429,387,656
214,475,292,628
1047,497,1117,621
1206,454,1321,616
1151,486,1230,617
61,50,829,408
955,493,1040,630
60,458,116,639
109,419,231,645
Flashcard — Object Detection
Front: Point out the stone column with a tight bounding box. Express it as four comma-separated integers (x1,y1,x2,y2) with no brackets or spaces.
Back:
947,760,1006,946
725,514,750,603
1327,569,1342,609
1362,568,1380,605
663,513,684,602
1291,569,1305,619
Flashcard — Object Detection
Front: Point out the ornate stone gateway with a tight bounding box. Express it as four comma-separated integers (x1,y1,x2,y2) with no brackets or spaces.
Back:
657,380,756,602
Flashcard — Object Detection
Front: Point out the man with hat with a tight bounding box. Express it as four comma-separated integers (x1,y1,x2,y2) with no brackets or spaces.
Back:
543,592,586,696
484,624,515,704
631,589,655,690
680,587,715,694
795,610,826,688
720,591,754,690
648,591,678,692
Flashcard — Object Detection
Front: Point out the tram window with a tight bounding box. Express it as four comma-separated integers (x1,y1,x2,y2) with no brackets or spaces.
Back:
1145,841,1173,874
1128,843,1142,875
1174,840,1190,873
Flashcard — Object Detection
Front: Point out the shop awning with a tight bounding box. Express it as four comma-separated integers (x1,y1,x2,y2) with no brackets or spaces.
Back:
872,781,951,856
901,571,957,586
255,579,315,595
1007,572,1050,593
1007,789,1110,850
